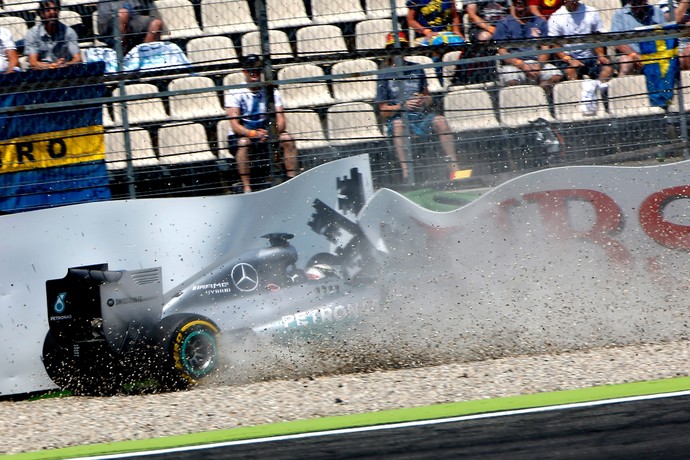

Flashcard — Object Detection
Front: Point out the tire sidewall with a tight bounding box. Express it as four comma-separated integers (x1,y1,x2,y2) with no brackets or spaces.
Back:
158,315,220,389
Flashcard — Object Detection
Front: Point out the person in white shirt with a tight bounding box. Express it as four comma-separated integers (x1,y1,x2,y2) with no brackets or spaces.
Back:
0,27,19,73
224,55,298,193
548,0,613,114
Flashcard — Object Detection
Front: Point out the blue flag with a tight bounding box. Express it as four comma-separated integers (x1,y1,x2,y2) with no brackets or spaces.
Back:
0,62,111,213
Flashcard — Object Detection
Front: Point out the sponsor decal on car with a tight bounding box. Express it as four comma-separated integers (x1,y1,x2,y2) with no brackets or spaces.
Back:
281,301,364,328
106,296,145,306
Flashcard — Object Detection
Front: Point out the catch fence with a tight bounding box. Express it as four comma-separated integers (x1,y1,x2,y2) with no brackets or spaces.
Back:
0,0,687,211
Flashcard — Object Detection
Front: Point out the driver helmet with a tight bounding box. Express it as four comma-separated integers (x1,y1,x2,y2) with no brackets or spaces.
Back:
305,263,341,280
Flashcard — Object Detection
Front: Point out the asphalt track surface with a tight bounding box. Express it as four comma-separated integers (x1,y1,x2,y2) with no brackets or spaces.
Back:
90,392,690,460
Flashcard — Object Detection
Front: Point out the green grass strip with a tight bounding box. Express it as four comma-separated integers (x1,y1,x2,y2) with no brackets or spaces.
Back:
5,376,690,460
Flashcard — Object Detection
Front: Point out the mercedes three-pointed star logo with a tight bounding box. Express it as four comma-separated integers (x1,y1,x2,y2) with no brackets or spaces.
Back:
231,263,259,292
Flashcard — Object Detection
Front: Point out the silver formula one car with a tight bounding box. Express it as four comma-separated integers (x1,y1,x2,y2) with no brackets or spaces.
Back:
42,198,385,395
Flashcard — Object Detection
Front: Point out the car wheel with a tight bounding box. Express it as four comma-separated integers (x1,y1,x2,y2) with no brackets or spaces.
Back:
41,331,121,396
157,316,220,391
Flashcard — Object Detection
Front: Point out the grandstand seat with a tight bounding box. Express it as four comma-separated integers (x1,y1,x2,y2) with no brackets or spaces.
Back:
552,79,609,122
354,19,400,51
111,83,170,125
326,102,384,146
401,55,444,94
60,0,94,6
498,85,555,127
222,71,246,89
330,58,379,103
310,0,366,25
608,75,666,118
0,16,27,42
215,119,233,159
157,122,222,195
157,122,218,164
200,0,258,35
2,0,38,14
57,9,83,27
102,105,115,128
284,109,330,151
444,89,500,132
105,128,159,170
154,0,204,40
105,127,161,198
295,25,348,57
365,0,407,19
241,30,294,60
265,0,312,29
168,76,226,120
186,36,239,66
441,51,463,89
277,63,335,109
91,11,108,47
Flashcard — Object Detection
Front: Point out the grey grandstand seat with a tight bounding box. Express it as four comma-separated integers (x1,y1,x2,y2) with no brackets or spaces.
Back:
499,85,555,127
111,83,170,125
608,75,666,118
168,76,226,120
326,102,384,146
241,30,294,60
2,0,38,14
277,64,335,109
266,0,312,29
105,128,158,170
366,0,407,19
354,19,400,51
296,25,348,57
186,36,239,66
157,122,217,165
402,55,444,94
0,16,27,42
285,109,330,151
330,59,379,103
310,0,366,25
444,89,500,132
553,80,610,122
154,0,203,40
201,0,257,35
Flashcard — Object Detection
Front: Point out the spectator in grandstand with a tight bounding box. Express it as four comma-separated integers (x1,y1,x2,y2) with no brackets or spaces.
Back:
465,0,511,42
376,33,461,182
672,0,690,70
610,0,665,76
96,0,164,54
494,0,563,93
25,0,82,70
548,0,613,114
528,0,563,20
224,55,298,194
406,0,465,45
0,28,20,74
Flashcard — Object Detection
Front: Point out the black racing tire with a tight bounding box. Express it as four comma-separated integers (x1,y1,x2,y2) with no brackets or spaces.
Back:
41,331,122,396
156,315,220,391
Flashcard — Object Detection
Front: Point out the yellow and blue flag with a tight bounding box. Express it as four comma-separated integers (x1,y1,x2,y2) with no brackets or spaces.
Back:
639,25,679,108
0,62,111,213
